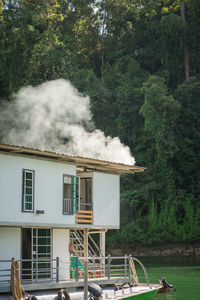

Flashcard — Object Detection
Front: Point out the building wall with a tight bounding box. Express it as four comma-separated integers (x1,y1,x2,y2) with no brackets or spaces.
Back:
0,153,76,227
53,229,70,280
0,227,21,260
93,172,120,228
0,152,121,229
0,227,21,281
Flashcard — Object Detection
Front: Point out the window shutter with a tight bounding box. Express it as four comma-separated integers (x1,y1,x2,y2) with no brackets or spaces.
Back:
71,176,78,213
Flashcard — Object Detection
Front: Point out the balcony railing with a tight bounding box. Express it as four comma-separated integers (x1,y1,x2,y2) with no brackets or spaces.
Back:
0,256,149,287
63,198,73,215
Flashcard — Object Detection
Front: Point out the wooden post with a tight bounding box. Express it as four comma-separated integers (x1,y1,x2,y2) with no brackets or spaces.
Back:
84,260,88,300
100,231,105,276
129,257,139,285
84,229,88,258
100,232,105,257
84,229,88,300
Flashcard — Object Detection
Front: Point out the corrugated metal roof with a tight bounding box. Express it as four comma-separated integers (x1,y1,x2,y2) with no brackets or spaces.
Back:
0,143,146,174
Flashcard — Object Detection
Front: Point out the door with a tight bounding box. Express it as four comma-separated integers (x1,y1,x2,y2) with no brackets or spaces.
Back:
80,177,92,211
21,228,52,282
21,228,32,280
32,228,52,280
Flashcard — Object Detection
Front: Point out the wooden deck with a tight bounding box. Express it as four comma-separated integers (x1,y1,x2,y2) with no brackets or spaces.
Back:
0,276,132,293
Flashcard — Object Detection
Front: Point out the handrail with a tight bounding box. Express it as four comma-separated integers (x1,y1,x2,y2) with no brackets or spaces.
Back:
0,255,150,287
86,255,150,287
131,256,150,287
79,202,93,210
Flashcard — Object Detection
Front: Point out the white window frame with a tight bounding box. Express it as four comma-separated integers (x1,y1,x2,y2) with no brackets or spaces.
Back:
22,169,34,212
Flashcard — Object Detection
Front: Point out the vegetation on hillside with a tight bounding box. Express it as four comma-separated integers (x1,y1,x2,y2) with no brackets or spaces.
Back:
0,0,200,247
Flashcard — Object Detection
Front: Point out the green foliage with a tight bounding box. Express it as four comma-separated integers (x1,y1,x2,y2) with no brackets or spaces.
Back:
0,0,200,248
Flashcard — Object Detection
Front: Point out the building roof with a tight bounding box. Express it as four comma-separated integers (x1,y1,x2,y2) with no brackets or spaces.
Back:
0,143,146,174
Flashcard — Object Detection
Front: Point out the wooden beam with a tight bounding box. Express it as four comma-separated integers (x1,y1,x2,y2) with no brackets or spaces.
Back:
76,219,93,223
76,215,93,219
78,210,93,214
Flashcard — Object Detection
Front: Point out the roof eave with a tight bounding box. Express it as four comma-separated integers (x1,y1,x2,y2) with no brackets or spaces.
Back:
0,143,146,174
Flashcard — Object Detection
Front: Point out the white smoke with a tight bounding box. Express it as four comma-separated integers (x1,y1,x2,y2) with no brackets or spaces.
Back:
0,79,135,165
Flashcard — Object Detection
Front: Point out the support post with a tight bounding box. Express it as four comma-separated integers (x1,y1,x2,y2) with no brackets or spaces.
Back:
84,229,88,300
129,255,132,283
76,256,79,282
107,255,111,279
124,255,127,279
84,229,88,258
56,257,59,283
84,260,88,300
100,231,106,276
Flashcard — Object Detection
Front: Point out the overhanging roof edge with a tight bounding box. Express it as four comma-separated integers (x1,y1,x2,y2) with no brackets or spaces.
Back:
0,143,146,174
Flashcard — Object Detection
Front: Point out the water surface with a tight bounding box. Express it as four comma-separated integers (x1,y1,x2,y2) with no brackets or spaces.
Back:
136,256,200,300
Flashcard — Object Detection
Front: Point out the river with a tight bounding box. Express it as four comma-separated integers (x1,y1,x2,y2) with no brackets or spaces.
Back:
136,256,200,300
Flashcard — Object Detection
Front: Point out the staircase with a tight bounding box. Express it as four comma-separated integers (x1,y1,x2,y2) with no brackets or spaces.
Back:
70,230,101,258
76,210,93,225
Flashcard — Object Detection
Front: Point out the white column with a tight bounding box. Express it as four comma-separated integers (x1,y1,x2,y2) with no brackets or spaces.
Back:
100,231,106,276
100,232,105,257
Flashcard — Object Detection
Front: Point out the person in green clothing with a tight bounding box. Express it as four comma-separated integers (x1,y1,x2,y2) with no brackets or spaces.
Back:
70,256,83,279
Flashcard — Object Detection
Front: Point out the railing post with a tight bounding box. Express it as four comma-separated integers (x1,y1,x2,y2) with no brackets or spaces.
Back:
84,259,88,300
76,256,79,282
93,257,95,278
56,257,59,283
36,259,38,283
129,255,132,282
107,255,111,279
124,255,127,279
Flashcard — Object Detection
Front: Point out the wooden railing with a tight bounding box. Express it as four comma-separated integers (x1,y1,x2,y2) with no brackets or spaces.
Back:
76,210,93,224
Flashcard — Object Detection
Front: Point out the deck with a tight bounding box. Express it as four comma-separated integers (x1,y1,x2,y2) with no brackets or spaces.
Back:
0,255,154,300
0,276,133,293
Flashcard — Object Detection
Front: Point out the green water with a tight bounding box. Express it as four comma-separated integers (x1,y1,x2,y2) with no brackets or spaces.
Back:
136,257,200,300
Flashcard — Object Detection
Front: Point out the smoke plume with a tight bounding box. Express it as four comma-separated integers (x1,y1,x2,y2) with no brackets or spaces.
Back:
0,79,135,165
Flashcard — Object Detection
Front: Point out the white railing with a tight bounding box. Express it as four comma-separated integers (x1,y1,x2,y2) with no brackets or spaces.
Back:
0,256,150,288
63,198,73,214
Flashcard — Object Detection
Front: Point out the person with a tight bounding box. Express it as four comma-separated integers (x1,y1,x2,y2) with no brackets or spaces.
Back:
158,276,176,293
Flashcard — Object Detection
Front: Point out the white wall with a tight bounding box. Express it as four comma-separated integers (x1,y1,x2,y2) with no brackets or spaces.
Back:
93,172,120,228
0,227,21,280
0,227,21,260
0,153,76,226
53,229,70,280
0,153,121,229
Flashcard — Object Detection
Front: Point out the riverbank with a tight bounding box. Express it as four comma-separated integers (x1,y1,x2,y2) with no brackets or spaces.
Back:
108,241,200,257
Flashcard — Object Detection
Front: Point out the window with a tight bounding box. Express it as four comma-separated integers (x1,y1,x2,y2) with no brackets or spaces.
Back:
80,177,92,211
22,170,34,212
63,175,79,215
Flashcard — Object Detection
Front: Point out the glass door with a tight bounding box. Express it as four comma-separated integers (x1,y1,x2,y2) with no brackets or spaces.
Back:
32,228,52,281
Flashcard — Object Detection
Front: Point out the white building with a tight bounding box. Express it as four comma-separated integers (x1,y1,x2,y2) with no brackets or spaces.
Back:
0,143,144,282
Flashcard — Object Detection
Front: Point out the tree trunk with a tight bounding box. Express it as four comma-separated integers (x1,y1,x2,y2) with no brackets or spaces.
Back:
181,0,190,81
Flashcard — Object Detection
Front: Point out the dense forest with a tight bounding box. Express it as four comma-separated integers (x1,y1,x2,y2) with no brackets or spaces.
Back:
0,0,200,248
